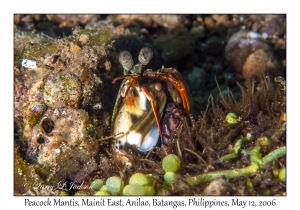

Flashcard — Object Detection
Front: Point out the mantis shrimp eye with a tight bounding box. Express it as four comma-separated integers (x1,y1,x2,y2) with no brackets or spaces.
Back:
119,51,134,70
138,47,153,65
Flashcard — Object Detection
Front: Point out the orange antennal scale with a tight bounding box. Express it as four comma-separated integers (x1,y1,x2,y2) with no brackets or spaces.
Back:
144,68,191,113
112,74,136,84
112,74,139,97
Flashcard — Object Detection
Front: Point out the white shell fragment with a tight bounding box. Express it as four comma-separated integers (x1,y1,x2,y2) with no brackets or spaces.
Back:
20,59,37,70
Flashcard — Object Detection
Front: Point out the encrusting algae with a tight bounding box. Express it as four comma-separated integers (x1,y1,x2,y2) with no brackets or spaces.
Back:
14,25,116,194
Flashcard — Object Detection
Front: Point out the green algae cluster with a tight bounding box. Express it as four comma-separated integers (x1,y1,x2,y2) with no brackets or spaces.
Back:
14,42,58,67
14,26,113,67
74,28,112,46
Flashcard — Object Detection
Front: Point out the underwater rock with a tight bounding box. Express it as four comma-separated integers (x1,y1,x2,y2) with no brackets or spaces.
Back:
14,146,39,195
26,107,100,183
107,14,185,32
14,31,53,48
15,27,114,163
204,15,237,30
201,178,236,196
107,14,153,28
203,36,224,56
224,30,269,74
258,15,286,37
154,35,197,68
23,101,47,128
186,66,206,91
242,49,281,79
190,25,205,40
204,16,215,29
69,42,81,54
43,73,83,109
211,14,231,27
151,14,184,31
14,27,114,186
46,14,100,28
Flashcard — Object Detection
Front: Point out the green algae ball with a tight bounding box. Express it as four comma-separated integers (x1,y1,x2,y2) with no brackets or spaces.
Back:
143,185,155,196
106,176,124,195
94,190,111,196
91,179,105,191
264,189,271,196
259,136,269,147
226,112,238,125
164,171,177,185
273,169,279,178
246,180,253,189
162,154,181,172
100,185,108,192
129,173,150,186
123,184,145,196
278,168,286,182
146,175,154,186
